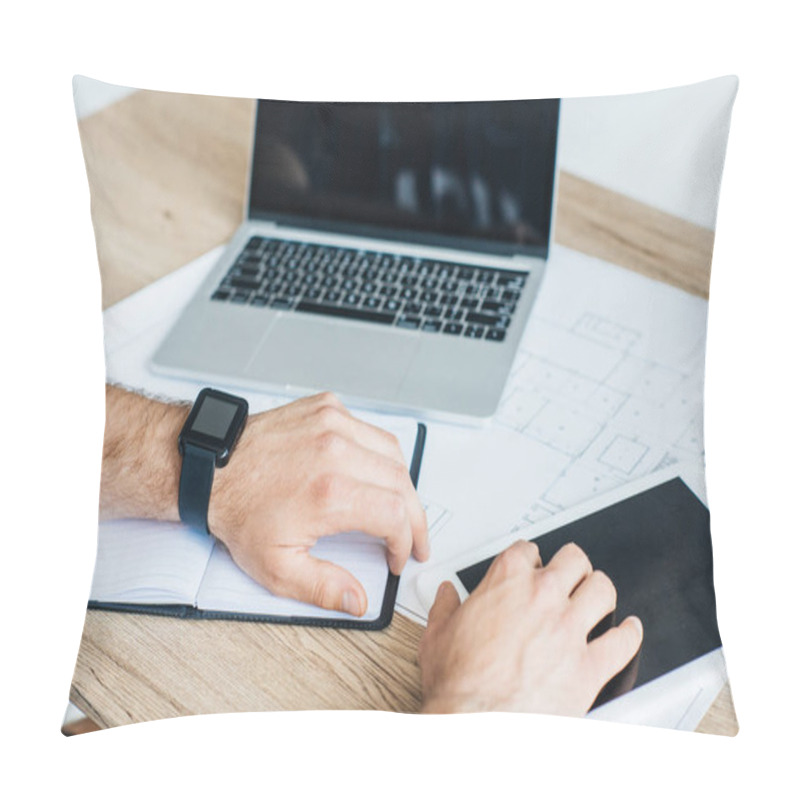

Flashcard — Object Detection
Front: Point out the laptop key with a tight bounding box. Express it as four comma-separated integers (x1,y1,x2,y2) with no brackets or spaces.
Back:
250,295,269,307
465,311,502,327
271,298,295,310
384,299,401,312
497,272,526,287
443,322,463,335
397,316,422,330
212,289,231,301
295,301,396,325
485,328,506,342
421,320,442,333
464,325,485,339
230,276,261,291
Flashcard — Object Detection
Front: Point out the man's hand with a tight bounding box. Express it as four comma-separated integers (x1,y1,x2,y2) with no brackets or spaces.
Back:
208,392,428,616
100,387,428,617
418,540,642,715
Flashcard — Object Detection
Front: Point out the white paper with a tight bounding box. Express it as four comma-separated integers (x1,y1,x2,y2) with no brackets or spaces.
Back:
197,533,390,622
89,519,215,605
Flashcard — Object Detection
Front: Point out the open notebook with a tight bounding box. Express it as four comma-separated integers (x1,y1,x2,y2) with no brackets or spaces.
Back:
89,419,426,629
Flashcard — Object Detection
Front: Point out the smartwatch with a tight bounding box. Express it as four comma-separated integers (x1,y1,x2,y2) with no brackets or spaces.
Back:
178,388,249,534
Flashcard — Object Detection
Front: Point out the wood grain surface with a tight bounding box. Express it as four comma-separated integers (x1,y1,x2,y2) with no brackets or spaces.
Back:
71,89,736,735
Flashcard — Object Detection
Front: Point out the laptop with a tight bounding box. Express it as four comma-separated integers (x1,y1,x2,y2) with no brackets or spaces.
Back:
151,98,560,421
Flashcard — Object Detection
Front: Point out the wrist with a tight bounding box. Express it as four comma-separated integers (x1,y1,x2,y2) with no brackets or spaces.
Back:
206,443,241,539
100,385,189,522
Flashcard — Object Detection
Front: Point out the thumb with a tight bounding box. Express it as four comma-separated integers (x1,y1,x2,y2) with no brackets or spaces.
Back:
268,548,368,617
426,581,461,632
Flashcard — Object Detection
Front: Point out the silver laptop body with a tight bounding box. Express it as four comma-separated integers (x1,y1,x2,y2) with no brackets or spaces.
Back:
152,99,560,422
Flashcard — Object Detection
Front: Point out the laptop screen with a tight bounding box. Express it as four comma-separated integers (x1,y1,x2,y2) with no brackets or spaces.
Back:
248,99,560,258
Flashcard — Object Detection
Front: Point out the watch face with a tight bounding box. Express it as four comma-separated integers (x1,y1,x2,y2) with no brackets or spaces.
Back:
180,388,248,465
192,395,239,439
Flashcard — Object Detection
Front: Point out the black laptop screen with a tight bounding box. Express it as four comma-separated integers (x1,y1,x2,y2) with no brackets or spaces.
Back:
248,99,560,258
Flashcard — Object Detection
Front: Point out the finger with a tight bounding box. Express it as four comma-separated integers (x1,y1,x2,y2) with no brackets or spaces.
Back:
313,433,429,563
569,570,617,633
346,441,428,561
588,616,644,685
480,540,542,590
307,394,408,466
318,476,414,575
544,542,593,596
346,416,410,466
426,581,461,633
410,502,430,562
267,547,368,616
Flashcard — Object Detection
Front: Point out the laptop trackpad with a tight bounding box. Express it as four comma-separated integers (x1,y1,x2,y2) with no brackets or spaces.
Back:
246,315,419,399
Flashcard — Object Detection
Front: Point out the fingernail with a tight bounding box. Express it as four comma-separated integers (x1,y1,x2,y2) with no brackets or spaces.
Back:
629,616,644,637
342,591,362,617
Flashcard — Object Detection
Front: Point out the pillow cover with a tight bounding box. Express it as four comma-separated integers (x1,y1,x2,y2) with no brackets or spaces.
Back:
66,75,737,735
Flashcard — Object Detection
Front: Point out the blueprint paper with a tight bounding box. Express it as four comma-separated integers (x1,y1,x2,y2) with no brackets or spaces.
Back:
400,244,710,620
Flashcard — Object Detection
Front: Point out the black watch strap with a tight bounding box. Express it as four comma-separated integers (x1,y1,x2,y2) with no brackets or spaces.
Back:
178,442,217,534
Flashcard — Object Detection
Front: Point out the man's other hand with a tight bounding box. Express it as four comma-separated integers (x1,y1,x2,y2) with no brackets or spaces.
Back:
418,540,642,715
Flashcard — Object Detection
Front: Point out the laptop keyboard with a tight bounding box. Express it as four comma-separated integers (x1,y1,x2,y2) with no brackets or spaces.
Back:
210,236,528,342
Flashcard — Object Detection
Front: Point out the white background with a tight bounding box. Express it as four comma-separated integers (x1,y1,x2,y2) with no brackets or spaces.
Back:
2,1,797,797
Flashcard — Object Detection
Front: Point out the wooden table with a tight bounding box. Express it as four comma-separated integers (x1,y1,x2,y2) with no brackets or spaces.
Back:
69,89,737,734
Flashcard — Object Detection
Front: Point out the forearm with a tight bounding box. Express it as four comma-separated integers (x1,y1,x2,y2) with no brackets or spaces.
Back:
99,384,189,522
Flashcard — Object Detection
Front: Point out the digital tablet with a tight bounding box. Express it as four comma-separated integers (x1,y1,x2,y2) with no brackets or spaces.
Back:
416,468,728,726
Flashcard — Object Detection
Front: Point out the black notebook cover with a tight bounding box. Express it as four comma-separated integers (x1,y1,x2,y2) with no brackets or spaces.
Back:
456,478,722,700
88,422,426,630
